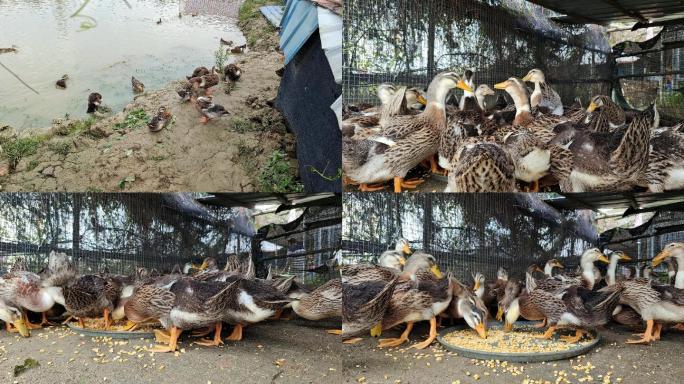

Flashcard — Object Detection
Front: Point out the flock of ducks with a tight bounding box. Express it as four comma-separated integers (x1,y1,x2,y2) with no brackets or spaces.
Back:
342,68,684,193
0,251,341,353
341,239,684,349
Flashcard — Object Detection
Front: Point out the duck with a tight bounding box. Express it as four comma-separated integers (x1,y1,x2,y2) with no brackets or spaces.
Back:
340,263,399,343
200,103,229,123
0,265,58,330
55,75,69,89
446,277,488,338
342,85,426,144
57,274,122,329
376,252,451,349
290,278,341,327
458,69,475,110
131,76,145,93
177,82,194,102
585,95,626,132
230,44,247,54
342,72,473,192
521,68,563,116
148,106,172,132
0,300,29,337
445,137,516,192
542,258,565,277
188,67,220,96
558,107,655,192
611,242,684,343
640,119,684,192
224,64,242,82
187,66,210,79
87,92,102,114
195,96,214,110
493,77,573,191
501,265,547,329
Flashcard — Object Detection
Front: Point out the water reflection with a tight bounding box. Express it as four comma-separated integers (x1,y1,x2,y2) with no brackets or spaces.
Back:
0,0,244,129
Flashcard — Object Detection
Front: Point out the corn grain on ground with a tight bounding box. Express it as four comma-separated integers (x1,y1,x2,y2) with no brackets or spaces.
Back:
442,325,593,354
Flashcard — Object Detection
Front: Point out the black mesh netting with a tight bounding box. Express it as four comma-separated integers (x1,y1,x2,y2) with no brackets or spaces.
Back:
342,193,684,284
614,24,684,119
343,0,612,106
0,193,341,286
342,193,597,282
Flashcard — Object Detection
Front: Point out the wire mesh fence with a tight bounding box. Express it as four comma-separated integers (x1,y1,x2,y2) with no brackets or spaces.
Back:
613,24,684,119
343,0,612,106
341,193,595,283
0,193,251,275
255,205,342,286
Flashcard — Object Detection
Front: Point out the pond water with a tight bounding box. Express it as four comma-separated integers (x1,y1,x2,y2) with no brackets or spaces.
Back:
0,0,244,130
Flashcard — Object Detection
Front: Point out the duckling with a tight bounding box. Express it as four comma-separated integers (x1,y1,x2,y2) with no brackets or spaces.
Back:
131,76,145,93
522,68,563,116
87,93,102,114
55,75,69,89
148,106,172,132
200,104,229,123
224,64,242,82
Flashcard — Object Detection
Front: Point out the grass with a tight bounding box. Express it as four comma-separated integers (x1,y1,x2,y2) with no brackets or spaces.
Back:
0,136,46,169
69,117,96,135
114,109,149,131
215,43,231,73
238,0,281,50
233,139,259,175
257,150,303,192
231,117,260,133
48,142,71,156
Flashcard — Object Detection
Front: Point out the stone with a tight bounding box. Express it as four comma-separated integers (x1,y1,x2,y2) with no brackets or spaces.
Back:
0,161,10,176
41,166,55,177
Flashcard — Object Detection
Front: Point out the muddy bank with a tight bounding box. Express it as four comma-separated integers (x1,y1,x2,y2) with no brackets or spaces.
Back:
0,2,299,192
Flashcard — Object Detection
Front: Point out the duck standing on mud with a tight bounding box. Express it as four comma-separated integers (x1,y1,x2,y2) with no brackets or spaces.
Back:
87,93,102,113
148,106,172,132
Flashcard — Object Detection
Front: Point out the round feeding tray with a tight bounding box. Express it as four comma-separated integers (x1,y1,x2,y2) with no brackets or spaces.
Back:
436,321,600,363
67,323,157,339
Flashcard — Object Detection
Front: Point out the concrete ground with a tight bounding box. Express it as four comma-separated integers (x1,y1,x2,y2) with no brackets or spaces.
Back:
343,321,684,384
0,319,341,384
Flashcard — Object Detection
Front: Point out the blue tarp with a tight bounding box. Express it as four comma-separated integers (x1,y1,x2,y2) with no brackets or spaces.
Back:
279,0,319,65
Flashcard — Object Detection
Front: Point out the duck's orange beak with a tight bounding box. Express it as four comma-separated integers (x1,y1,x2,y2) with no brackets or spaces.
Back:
456,79,473,93
652,250,671,267
494,80,510,90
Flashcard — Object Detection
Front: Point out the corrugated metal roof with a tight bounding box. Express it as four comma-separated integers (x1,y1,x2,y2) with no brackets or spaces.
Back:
317,6,342,83
259,5,284,27
545,192,684,212
279,0,320,65
528,0,684,25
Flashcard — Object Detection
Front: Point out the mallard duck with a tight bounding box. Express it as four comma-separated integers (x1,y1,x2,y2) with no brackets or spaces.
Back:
652,242,684,289
195,96,214,110
87,92,102,114
342,72,472,192
585,95,626,132
131,76,145,93
604,251,632,286
521,68,563,116
148,106,172,132
0,300,28,337
446,278,488,338
290,278,341,324
376,252,450,349
224,64,242,82
200,103,229,123
55,75,68,89
177,82,194,102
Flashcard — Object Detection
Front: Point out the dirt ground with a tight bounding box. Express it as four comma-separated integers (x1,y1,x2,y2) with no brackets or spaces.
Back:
0,8,297,192
0,319,341,384
343,321,684,384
